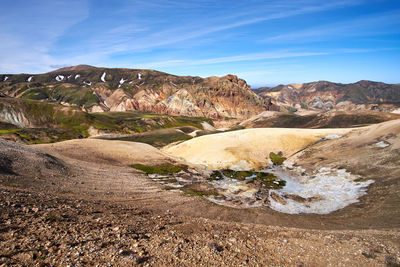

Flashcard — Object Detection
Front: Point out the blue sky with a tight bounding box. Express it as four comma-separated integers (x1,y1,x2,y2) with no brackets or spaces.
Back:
0,0,399,87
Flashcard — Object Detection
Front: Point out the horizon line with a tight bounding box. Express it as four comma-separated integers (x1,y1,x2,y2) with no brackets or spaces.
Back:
0,64,399,88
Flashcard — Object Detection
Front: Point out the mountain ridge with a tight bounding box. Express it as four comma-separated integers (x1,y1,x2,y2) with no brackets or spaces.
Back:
0,66,271,119
254,80,400,111
1,65,399,117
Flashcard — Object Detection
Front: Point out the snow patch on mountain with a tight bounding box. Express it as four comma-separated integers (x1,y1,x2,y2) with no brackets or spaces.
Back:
101,72,106,82
55,75,64,82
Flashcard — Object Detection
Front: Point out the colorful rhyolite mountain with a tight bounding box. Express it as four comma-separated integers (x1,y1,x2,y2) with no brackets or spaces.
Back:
1,66,399,118
254,80,400,112
0,65,270,119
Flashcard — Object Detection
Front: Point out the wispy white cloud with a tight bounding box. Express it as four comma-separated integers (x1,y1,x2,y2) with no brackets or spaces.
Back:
264,10,400,43
0,0,390,77
0,0,89,73
133,50,328,69
192,51,327,65
1,0,358,73
81,0,362,55
131,47,390,69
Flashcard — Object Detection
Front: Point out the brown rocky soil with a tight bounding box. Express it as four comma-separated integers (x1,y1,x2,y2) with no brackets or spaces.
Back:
1,187,400,266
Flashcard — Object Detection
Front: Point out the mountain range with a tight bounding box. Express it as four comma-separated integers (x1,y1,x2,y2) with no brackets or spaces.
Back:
1,65,399,120
254,80,400,112
0,65,270,119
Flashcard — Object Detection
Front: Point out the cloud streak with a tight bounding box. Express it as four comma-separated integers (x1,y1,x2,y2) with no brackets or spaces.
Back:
264,10,400,43
134,51,328,69
131,48,390,69
78,0,363,56
0,0,398,86
0,0,89,73
3,0,359,73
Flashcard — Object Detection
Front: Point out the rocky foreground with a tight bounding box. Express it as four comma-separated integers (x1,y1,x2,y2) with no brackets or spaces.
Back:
1,188,400,266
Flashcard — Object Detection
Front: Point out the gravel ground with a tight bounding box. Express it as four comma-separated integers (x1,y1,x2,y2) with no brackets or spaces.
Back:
1,188,400,266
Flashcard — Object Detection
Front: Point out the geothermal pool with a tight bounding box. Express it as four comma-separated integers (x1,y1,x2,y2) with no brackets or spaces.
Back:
202,165,374,214
146,164,374,215
265,166,374,214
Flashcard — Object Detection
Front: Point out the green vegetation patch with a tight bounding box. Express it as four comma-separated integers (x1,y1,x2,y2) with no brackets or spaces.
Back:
209,169,286,189
221,170,255,180
0,98,91,135
210,169,275,181
176,126,198,133
104,128,192,147
183,188,218,196
0,98,214,145
0,129,20,134
269,151,286,165
50,85,99,108
91,111,212,131
130,163,187,174
0,128,86,144
208,171,224,181
182,183,219,196
255,172,286,189
21,88,49,100
0,129,38,143
90,111,213,136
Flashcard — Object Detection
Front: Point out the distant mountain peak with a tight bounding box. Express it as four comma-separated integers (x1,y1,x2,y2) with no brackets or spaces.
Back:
51,65,97,72
254,80,400,110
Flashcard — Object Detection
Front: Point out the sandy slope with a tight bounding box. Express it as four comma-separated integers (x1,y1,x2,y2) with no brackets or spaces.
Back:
163,127,352,169
293,119,400,166
290,119,400,228
35,139,175,166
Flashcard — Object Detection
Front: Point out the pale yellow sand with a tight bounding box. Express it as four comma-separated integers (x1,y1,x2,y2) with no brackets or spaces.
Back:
36,139,174,166
163,128,352,170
